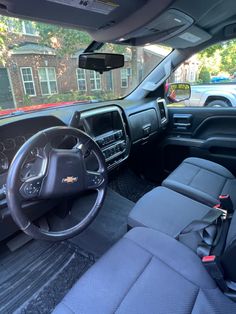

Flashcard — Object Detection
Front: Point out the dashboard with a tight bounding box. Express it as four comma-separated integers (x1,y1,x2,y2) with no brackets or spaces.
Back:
0,98,168,241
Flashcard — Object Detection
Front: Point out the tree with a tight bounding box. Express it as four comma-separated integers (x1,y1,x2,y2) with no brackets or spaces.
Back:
220,40,236,75
0,16,22,65
197,49,222,76
0,19,7,64
36,23,92,56
197,39,236,76
198,66,211,83
198,43,223,58
131,47,138,89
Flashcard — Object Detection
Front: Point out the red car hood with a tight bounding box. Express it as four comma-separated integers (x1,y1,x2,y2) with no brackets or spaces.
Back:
0,101,88,117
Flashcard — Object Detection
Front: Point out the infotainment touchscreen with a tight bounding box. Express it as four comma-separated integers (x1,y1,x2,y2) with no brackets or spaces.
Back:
85,111,119,137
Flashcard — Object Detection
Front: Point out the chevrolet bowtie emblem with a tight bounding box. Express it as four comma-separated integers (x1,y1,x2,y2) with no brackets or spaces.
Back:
62,176,78,184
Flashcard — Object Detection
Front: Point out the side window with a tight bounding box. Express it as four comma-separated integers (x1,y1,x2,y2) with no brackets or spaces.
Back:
167,39,236,108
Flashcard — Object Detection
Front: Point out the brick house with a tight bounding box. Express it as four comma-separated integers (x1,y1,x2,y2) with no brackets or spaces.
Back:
0,19,135,109
169,55,200,83
0,19,166,109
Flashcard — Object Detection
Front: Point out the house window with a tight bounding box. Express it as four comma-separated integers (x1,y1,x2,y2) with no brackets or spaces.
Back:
20,67,36,96
106,71,113,91
7,19,18,32
76,69,87,91
22,21,37,36
120,68,131,88
90,71,101,90
38,67,58,95
189,70,195,82
7,19,37,35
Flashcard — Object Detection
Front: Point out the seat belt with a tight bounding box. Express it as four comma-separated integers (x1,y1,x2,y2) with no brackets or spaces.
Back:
179,207,225,235
178,198,234,293
179,192,234,239
177,207,227,256
219,194,234,214
178,207,232,292
202,255,229,292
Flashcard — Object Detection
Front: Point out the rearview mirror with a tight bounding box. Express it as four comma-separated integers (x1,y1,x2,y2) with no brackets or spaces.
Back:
165,83,191,103
79,53,124,74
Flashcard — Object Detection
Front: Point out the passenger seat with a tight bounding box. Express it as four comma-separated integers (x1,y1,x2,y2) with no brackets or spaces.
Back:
53,227,236,314
162,157,236,207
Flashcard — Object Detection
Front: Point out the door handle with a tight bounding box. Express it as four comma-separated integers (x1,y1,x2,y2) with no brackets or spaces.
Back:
173,114,192,130
173,122,191,127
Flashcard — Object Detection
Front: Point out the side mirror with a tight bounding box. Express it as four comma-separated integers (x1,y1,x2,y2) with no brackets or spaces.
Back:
165,83,191,103
79,53,124,74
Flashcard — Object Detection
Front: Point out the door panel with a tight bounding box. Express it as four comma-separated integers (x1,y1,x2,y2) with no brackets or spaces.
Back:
162,107,236,176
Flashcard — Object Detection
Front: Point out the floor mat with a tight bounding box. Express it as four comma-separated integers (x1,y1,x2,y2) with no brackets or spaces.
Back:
109,168,156,202
69,188,135,257
0,240,94,313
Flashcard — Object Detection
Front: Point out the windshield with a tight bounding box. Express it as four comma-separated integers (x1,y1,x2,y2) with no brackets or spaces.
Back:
0,15,172,115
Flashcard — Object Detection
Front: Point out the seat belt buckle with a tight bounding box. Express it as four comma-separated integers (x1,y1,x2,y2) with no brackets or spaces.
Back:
219,194,234,214
202,255,228,291
213,204,228,220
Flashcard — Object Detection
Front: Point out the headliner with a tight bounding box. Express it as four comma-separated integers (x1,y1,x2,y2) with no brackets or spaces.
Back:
1,0,236,49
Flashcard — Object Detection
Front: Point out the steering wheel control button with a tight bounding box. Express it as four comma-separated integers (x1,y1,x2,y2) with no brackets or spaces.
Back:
87,172,103,189
21,180,42,198
0,184,6,200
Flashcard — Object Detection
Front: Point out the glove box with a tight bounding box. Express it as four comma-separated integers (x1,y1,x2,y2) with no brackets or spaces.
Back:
129,109,159,144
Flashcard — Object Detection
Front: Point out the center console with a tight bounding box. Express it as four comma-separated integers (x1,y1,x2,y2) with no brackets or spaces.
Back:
80,106,130,171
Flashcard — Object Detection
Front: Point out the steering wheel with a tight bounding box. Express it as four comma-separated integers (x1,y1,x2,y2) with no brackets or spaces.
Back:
6,126,107,241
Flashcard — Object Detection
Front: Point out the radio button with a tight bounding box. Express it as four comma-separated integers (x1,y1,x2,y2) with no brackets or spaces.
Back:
119,142,126,151
115,130,123,139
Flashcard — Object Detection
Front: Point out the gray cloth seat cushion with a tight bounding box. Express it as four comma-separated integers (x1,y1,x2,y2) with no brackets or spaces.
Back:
128,186,212,238
162,157,236,207
53,227,236,314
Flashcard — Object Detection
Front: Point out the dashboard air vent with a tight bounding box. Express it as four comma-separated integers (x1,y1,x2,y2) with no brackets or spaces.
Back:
157,98,168,124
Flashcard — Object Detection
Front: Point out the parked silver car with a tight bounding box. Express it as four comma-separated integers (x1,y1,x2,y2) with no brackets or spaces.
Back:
185,83,236,107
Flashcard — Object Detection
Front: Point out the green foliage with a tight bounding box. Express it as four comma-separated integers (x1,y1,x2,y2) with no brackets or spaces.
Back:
221,40,236,75
0,17,25,64
45,91,94,103
198,40,236,76
42,90,119,104
198,44,222,58
103,43,128,54
22,94,32,106
36,23,92,56
198,66,211,83
89,90,120,101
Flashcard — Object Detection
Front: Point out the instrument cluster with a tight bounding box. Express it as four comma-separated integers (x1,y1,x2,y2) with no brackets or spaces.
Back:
0,134,33,174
